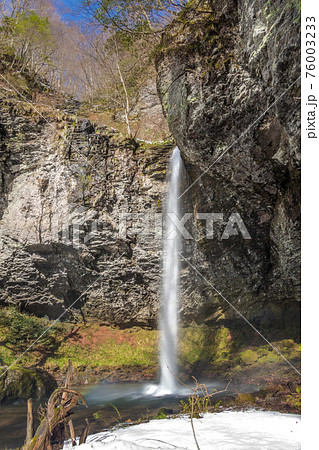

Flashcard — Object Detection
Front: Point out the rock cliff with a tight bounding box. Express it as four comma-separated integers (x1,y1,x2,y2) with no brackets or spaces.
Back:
0,0,301,335
0,92,173,326
156,0,300,332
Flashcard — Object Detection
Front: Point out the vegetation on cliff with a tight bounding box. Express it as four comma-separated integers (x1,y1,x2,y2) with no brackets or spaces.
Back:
0,0,221,137
0,0,170,137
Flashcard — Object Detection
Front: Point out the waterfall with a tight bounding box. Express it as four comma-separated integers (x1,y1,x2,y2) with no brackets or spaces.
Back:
145,146,184,396
159,146,183,394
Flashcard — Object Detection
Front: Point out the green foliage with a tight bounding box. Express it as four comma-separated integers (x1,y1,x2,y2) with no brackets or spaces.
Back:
154,411,167,419
44,324,158,370
152,407,174,420
93,410,106,422
1,11,52,47
0,307,63,352
109,402,123,426
13,11,51,37
181,379,219,419
0,308,159,370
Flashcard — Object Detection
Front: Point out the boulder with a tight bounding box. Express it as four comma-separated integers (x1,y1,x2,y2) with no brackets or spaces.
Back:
0,366,57,403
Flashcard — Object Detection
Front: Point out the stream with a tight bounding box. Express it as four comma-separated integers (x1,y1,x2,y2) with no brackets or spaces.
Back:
0,380,258,449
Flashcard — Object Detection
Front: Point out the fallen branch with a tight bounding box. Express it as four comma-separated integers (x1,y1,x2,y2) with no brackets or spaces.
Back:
68,419,76,447
22,388,87,450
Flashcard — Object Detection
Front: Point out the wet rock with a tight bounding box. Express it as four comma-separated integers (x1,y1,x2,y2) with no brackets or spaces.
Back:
0,366,57,403
0,0,300,334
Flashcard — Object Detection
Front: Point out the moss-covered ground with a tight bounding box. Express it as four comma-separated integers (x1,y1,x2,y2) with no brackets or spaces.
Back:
0,308,300,405
179,323,300,378
0,308,159,375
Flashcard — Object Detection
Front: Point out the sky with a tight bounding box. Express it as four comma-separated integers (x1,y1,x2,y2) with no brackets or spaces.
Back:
53,0,90,24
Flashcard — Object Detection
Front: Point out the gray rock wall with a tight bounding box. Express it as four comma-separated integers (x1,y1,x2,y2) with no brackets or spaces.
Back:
155,0,301,331
0,0,301,333
0,98,173,325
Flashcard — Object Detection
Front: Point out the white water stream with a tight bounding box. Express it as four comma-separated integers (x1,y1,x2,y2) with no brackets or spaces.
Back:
159,146,183,394
147,147,183,396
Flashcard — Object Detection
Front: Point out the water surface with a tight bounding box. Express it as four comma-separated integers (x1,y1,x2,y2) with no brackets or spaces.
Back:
0,380,257,449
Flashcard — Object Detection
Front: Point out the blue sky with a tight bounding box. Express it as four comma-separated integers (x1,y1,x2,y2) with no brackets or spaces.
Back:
53,0,90,23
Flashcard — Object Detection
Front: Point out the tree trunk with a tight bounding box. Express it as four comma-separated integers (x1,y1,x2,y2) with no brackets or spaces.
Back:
116,58,131,136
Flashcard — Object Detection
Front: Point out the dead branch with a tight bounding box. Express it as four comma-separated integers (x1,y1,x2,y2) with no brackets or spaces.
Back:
167,365,232,450
79,418,90,445
68,419,76,447
25,398,34,445
22,388,87,450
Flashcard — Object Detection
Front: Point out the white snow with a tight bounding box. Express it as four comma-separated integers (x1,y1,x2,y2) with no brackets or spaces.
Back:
66,410,301,450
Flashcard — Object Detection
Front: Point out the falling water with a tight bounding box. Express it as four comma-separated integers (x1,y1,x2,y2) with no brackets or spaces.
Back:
159,146,183,394
145,146,184,397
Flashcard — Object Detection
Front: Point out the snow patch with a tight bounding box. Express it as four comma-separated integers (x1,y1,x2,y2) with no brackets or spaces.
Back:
64,410,300,449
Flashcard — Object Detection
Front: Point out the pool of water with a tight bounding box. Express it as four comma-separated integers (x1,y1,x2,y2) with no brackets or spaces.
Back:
0,380,257,449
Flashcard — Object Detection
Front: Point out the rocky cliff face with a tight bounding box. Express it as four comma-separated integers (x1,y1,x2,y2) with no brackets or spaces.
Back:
0,0,301,334
156,0,300,332
0,94,173,326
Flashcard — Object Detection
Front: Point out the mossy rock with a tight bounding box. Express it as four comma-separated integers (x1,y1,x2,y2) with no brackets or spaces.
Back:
232,365,242,374
157,407,173,416
256,347,268,357
257,352,281,365
0,366,57,404
239,349,259,365
235,393,256,405
279,339,295,349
